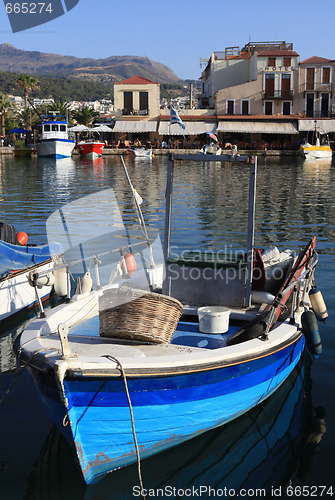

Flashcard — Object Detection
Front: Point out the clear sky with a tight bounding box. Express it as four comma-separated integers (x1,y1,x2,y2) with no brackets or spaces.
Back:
1,0,335,81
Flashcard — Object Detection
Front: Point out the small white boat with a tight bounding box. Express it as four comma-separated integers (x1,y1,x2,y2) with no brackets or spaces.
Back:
300,125,333,159
35,114,75,159
0,222,63,322
127,146,152,158
199,143,222,155
17,154,327,486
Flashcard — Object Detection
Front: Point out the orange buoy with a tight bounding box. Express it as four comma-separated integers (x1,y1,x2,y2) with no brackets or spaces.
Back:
124,251,137,276
17,231,28,245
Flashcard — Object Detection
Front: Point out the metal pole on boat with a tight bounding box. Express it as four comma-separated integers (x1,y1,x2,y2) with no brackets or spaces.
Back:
162,153,174,296
120,156,155,269
245,156,257,307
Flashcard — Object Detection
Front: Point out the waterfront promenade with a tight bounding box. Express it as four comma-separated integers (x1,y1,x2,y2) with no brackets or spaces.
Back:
0,147,303,157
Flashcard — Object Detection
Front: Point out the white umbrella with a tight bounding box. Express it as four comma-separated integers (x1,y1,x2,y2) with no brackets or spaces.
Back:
69,124,90,132
91,125,113,132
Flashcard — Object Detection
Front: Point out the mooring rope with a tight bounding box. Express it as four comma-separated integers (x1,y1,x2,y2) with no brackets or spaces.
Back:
0,347,50,405
103,354,146,500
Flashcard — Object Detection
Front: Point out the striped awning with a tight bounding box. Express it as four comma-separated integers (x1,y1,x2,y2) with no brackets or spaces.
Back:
113,120,158,133
217,121,298,134
158,121,217,136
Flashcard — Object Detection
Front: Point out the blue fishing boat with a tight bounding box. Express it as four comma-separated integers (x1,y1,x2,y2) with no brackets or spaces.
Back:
17,154,327,486
35,114,75,158
26,353,325,499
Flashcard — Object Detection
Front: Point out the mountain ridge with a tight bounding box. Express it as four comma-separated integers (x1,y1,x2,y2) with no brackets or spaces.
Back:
0,43,183,85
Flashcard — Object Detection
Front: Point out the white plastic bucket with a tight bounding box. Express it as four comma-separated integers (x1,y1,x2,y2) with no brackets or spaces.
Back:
197,306,231,334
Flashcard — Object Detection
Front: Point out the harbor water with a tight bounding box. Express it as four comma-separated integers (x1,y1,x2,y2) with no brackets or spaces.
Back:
0,153,334,499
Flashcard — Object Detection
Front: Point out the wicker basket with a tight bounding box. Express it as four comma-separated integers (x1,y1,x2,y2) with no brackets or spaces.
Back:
99,287,183,344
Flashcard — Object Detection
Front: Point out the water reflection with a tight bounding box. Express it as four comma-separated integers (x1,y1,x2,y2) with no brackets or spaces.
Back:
23,352,326,500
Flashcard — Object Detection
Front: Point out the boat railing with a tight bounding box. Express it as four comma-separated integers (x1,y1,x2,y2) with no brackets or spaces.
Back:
279,251,319,299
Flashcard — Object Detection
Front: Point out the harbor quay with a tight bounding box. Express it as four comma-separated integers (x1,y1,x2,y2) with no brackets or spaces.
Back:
0,146,303,157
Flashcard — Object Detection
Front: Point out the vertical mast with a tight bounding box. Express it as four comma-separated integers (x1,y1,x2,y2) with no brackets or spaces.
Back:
245,156,257,306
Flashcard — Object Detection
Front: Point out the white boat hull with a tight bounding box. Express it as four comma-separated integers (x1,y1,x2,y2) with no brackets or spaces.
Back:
36,140,75,159
0,260,54,322
301,147,332,159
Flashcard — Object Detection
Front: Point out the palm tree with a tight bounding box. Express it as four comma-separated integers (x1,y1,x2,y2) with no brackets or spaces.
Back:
45,100,73,122
15,107,39,131
0,94,13,138
16,74,40,107
72,106,100,127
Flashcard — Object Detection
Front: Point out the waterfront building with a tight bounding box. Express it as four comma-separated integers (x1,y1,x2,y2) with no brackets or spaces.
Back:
297,57,335,138
113,76,160,145
200,41,335,148
110,43,335,150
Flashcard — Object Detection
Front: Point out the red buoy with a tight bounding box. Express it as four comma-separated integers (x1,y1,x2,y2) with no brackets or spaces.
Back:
124,251,136,276
17,231,28,245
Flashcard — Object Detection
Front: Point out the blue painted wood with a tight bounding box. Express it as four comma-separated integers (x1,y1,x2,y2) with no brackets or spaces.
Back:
59,335,305,484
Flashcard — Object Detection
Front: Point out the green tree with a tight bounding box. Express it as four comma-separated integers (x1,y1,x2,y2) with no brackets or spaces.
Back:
0,94,13,137
14,106,39,131
15,74,39,107
46,100,73,122
71,106,100,127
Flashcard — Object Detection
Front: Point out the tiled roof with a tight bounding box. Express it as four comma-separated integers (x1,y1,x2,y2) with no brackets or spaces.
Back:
300,56,333,64
256,50,299,57
226,51,251,60
115,75,159,85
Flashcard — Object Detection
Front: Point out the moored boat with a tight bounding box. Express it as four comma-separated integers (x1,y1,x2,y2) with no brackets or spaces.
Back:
16,153,327,486
127,145,152,158
35,114,75,159
0,222,63,322
77,141,104,159
300,124,333,159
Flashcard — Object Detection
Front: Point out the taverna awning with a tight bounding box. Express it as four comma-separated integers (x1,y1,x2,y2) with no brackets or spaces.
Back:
217,121,298,134
113,121,158,133
298,119,335,133
158,121,217,136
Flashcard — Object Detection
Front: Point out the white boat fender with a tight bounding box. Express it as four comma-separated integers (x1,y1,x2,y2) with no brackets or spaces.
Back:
75,271,93,294
28,271,55,288
132,189,143,206
251,290,275,305
309,287,328,322
301,309,322,358
53,267,68,297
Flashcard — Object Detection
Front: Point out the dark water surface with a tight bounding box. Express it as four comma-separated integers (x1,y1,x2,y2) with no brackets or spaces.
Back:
0,153,334,499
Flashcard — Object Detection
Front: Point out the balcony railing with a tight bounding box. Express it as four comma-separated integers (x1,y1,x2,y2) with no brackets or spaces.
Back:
122,108,149,116
262,90,294,99
305,110,333,118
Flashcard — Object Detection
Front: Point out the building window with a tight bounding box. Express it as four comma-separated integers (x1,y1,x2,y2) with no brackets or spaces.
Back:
265,74,275,97
139,92,148,114
281,74,291,97
241,100,249,115
306,93,314,117
123,92,133,114
306,68,315,90
283,102,291,115
283,57,291,67
265,101,273,115
268,57,276,67
227,100,234,114
322,67,331,84
321,93,329,117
